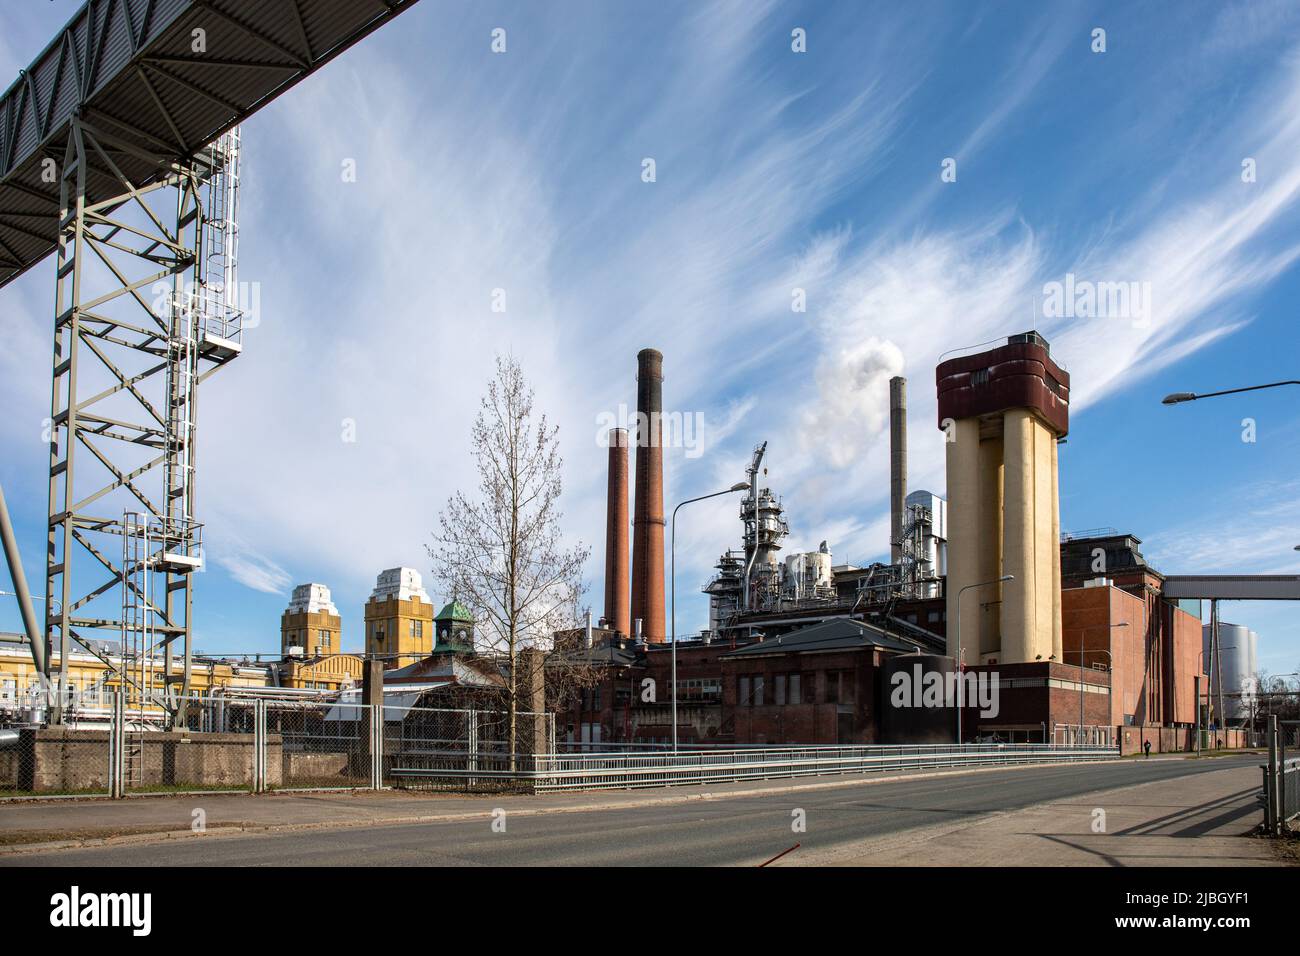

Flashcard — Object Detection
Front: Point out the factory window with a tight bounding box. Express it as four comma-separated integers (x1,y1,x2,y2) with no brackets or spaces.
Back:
774,674,787,706
738,676,751,706
824,671,855,705
753,676,765,707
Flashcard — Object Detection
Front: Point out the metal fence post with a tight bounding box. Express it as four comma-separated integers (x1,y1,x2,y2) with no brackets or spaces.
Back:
370,702,383,790
252,699,266,793
468,709,478,788
1266,715,1279,835
109,685,125,799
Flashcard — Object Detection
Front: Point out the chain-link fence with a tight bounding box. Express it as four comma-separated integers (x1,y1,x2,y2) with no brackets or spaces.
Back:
120,697,260,794
385,706,554,792
270,699,373,791
2,695,558,798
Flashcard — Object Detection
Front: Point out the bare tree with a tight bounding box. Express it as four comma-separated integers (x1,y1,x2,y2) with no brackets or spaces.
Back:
428,356,590,763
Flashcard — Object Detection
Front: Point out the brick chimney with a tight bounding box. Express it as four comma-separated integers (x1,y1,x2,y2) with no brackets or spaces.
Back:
631,348,666,643
604,427,631,637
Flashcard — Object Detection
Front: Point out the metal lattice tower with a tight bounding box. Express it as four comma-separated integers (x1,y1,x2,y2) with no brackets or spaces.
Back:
46,119,241,723
0,1,422,721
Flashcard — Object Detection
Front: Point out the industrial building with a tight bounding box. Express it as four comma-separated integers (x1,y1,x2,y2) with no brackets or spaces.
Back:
565,334,1237,753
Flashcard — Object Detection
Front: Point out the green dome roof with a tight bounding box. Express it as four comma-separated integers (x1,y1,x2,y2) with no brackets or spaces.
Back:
435,600,473,623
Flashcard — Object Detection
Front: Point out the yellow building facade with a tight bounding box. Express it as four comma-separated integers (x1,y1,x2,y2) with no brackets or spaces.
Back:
364,567,435,668
0,640,273,716
281,583,343,658
276,583,362,690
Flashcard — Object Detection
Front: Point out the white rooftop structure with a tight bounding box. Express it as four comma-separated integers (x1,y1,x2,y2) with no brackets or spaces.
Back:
370,567,431,604
287,583,339,616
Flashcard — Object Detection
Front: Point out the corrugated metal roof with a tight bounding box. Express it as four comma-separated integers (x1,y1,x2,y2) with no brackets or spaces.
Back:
0,0,421,289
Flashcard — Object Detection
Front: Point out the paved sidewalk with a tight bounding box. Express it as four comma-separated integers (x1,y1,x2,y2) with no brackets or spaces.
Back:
785,764,1282,866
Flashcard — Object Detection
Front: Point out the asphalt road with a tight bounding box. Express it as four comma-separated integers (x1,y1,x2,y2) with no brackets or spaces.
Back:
4,756,1262,866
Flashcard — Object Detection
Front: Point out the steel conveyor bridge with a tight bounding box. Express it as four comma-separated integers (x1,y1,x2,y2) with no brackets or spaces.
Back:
0,0,419,288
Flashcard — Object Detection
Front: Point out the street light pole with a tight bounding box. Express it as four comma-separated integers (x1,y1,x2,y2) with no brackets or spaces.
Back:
1079,625,1124,747
1161,380,1299,405
953,574,1013,744
670,481,748,753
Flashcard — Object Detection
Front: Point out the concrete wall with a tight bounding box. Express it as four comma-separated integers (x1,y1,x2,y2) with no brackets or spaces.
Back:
1117,725,1248,755
3,727,281,793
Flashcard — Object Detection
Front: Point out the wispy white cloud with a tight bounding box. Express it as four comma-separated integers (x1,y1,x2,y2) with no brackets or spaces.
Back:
213,547,292,596
4,3,1300,652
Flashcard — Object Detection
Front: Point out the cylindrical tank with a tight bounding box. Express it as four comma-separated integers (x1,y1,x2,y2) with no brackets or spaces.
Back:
1204,622,1254,722
881,654,957,744
784,554,803,597
806,549,832,590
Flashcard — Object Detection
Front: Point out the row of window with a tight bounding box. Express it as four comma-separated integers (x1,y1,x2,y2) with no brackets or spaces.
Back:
736,671,856,707
367,619,425,643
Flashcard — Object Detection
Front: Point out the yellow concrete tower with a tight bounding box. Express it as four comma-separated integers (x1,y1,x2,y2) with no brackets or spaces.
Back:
279,583,362,691
364,567,435,668
280,583,342,658
936,331,1069,666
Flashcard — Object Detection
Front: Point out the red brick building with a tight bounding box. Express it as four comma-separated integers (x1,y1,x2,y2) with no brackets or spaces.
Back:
717,619,920,745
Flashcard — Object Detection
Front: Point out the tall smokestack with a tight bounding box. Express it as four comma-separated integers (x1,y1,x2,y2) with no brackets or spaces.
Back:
631,348,666,643
604,427,631,637
890,375,907,564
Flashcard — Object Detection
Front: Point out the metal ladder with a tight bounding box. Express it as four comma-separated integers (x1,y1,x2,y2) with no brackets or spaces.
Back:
198,126,243,348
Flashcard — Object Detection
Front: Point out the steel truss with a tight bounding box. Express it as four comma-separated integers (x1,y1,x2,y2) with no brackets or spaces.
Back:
45,116,241,723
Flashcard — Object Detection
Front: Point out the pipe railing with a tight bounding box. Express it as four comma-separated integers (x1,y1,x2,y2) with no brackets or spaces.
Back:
391,742,1118,792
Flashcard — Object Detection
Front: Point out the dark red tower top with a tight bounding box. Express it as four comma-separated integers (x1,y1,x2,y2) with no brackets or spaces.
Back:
935,330,1070,437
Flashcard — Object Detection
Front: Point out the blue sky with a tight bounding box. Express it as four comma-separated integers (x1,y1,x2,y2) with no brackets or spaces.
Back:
2,1,1299,673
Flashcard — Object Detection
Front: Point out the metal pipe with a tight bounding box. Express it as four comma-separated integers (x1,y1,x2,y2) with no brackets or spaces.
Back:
742,442,766,611
0,481,45,676
889,376,907,565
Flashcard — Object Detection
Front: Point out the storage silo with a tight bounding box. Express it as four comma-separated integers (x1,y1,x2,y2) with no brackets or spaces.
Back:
1204,622,1254,723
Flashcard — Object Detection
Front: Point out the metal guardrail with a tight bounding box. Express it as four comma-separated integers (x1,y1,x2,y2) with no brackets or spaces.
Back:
391,743,1119,793
1260,717,1299,834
